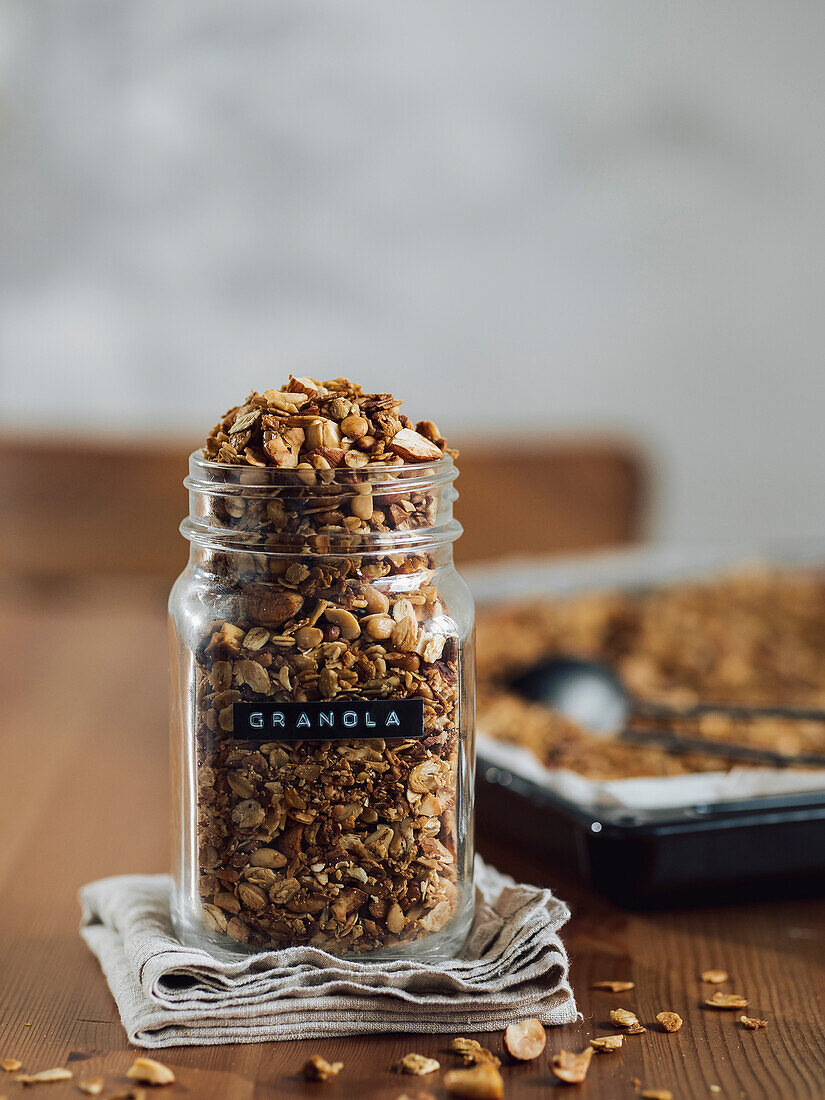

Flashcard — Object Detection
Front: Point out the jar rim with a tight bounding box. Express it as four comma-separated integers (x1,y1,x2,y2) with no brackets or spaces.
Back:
186,450,457,491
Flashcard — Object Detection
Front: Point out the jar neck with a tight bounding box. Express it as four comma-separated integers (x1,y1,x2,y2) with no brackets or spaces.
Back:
181,451,462,560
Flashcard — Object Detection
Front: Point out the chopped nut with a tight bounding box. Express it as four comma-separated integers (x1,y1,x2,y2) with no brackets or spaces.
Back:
0,1060,22,1073
324,607,361,640
302,1056,344,1082
504,1018,546,1060
705,992,749,1009
444,1063,505,1099
589,1035,623,1052
591,980,635,992
126,1057,175,1085
449,1038,500,1067
15,1068,73,1085
550,1048,593,1085
701,970,729,984
79,1079,105,1096
740,1015,768,1030
394,1054,440,1076
656,1011,683,1032
610,1008,642,1028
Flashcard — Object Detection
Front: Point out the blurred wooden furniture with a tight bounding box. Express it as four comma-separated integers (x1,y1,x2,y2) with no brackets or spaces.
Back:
2,574,824,1099
0,435,646,581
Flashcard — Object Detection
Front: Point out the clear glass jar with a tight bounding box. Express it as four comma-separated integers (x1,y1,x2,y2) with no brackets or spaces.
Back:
169,451,475,958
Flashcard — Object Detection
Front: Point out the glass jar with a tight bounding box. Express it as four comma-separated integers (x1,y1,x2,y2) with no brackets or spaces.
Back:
169,451,475,958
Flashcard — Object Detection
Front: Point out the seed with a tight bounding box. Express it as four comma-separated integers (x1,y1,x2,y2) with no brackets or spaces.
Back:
550,1048,593,1085
303,1056,343,1082
295,626,323,649
656,1011,683,1032
589,1035,623,1052
394,1054,440,1076
444,1063,504,1099
741,1015,768,1030
324,607,361,640
365,614,395,639
126,1057,176,1085
504,1018,546,1060
15,1068,73,1084
351,494,374,521
341,414,370,438
705,992,749,1009
701,969,729,984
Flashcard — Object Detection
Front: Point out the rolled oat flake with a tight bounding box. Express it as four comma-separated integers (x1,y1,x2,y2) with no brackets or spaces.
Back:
169,378,475,957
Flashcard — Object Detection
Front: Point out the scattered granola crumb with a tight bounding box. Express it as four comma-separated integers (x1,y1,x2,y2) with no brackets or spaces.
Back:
394,1054,440,1076
701,970,729,984
589,1035,624,1053
705,993,749,1009
610,1008,642,1028
504,1019,546,1061
302,1056,344,1082
449,1039,500,1067
78,1080,105,1096
740,1016,768,1030
640,1090,673,1100
710,1087,722,1094
626,1023,648,1034
551,1048,594,1085
126,1058,175,1086
444,1063,504,1099
15,1068,73,1085
591,980,635,992
656,1011,683,1032
0,1060,21,1073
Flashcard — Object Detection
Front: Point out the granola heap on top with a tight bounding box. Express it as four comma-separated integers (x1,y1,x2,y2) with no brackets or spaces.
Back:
192,378,464,953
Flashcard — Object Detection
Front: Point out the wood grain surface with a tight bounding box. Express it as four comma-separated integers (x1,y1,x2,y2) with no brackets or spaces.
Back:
1,578,824,1099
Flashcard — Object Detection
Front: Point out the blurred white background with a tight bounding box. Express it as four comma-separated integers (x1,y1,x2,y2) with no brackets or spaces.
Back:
1,0,824,544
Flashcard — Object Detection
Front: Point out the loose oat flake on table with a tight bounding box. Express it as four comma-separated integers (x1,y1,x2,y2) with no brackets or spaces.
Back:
394,1054,440,1076
656,1011,683,1032
443,1063,504,1100
170,377,475,957
701,969,729,984
741,1015,768,1030
550,1048,593,1085
705,992,749,1009
589,1034,623,1052
449,1039,500,1067
591,979,635,992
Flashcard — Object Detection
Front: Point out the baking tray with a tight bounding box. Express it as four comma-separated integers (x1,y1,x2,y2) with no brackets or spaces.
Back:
468,543,825,906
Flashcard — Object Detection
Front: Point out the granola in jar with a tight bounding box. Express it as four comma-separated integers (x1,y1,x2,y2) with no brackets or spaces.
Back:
169,378,475,957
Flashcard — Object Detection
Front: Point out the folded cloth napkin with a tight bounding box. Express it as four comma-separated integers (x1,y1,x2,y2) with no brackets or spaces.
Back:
79,857,576,1047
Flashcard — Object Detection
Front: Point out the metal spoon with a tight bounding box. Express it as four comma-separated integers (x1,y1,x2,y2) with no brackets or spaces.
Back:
510,655,825,767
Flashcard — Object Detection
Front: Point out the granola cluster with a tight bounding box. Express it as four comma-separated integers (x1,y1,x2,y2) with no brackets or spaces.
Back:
477,566,825,779
187,378,465,953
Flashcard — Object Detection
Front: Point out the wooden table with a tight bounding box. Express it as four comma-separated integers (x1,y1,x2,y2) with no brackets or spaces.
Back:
2,578,824,1099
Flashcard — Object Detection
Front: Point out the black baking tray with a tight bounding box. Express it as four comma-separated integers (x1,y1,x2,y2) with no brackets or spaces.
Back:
476,762,825,906
469,544,825,907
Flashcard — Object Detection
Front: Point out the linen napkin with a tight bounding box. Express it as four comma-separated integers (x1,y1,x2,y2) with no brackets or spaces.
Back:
79,857,576,1047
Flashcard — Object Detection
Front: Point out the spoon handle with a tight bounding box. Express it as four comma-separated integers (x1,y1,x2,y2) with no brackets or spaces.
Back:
622,728,825,769
634,700,825,723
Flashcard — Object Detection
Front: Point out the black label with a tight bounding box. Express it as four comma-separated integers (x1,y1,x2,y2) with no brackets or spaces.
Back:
232,699,425,741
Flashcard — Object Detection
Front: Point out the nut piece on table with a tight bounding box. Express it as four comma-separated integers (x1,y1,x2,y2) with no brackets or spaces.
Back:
0,1058,22,1072
656,1011,683,1033
78,1079,105,1096
701,969,729,984
740,1015,768,1030
126,1057,176,1085
609,1008,645,1032
589,1035,623,1053
394,1054,440,1076
388,428,444,462
444,1062,505,1099
705,992,749,1009
504,1018,546,1060
550,1048,594,1085
449,1038,501,1067
14,1067,73,1085
302,1056,344,1082
591,980,635,993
